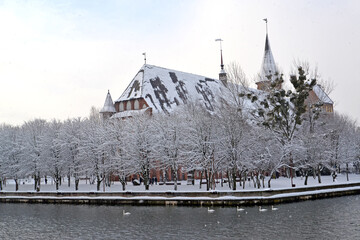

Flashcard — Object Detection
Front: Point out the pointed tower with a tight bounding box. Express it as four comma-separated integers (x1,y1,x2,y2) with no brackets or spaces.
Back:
100,90,116,120
216,38,227,86
256,19,279,91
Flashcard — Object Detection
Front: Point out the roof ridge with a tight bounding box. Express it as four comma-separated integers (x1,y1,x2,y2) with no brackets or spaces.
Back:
143,64,217,81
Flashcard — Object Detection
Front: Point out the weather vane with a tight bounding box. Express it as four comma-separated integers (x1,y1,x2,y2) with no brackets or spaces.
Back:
263,18,268,35
142,52,146,64
215,39,224,70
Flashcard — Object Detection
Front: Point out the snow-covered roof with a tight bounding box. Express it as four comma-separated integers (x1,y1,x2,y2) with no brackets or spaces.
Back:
100,91,116,113
312,85,333,104
260,34,278,81
115,64,232,113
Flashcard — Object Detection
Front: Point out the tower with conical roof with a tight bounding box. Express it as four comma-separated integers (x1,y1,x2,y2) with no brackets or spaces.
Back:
256,19,280,91
100,90,116,120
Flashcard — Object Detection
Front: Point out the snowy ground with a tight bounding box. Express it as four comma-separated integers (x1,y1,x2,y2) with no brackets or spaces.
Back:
2,174,360,193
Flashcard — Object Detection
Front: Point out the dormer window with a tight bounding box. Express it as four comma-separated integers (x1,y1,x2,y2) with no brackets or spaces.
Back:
126,101,131,110
134,100,139,110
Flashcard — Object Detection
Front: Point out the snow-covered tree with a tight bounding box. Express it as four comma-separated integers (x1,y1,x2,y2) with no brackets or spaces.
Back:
336,115,358,181
152,112,186,190
0,125,24,191
59,118,84,190
123,114,156,190
181,104,221,190
245,66,317,187
40,120,66,190
21,119,48,191
216,104,252,190
79,118,109,191
104,119,134,191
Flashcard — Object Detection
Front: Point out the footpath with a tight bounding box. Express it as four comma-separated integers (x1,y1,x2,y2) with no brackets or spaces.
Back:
1,181,360,206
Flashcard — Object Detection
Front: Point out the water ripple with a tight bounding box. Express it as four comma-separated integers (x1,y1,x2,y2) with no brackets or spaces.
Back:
1,196,360,239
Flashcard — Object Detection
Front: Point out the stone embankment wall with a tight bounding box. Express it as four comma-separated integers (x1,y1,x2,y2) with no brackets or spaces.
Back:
1,182,360,206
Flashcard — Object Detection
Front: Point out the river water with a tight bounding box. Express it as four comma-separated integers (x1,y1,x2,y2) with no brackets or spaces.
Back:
1,195,360,239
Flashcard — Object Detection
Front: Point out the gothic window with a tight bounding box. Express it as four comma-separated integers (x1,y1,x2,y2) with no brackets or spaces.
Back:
119,102,124,112
134,99,139,110
126,101,131,110
142,104,147,109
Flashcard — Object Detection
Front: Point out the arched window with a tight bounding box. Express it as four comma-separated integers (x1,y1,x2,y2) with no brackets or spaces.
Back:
119,102,124,112
134,100,139,110
142,104,147,109
126,101,131,110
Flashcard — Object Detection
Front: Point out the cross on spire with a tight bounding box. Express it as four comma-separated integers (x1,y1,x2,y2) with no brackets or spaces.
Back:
263,18,268,35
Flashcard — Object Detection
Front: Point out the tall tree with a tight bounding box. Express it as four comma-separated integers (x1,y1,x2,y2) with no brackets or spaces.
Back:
245,66,316,186
124,115,156,190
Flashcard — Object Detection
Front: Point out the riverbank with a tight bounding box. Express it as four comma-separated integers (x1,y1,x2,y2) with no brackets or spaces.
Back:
1,175,360,206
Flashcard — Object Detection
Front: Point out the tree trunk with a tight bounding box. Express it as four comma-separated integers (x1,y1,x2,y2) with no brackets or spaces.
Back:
143,167,150,191
304,171,309,186
96,175,101,191
173,168,178,191
317,166,322,184
0,178,2,191
14,179,18,191
267,178,271,188
251,173,256,188
255,174,260,189
38,174,41,191
67,174,71,187
227,170,231,189
144,179,149,190
205,169,210,191
199,171,203,189
290,168,294,187
232,169,237,191
220,171,223,187
239,173,242,187
243,174,247,189
75,178,79,191
346,163,349,181
34,175,38,191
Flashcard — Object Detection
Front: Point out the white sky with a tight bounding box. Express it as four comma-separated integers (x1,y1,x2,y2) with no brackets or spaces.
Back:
1,0,359,126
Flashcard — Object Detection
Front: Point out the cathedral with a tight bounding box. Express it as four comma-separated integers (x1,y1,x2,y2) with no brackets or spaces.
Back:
100,25,333,120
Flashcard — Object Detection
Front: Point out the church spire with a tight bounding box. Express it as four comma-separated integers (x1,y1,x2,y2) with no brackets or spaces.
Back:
256,18,279,90
215,38,227,85
100,90,116,120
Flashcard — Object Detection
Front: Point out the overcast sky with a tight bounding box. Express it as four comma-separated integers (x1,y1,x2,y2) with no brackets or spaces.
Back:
1,0,359,126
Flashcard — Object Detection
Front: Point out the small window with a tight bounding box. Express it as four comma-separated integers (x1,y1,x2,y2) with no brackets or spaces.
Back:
126,101,131,110
134,100,139,110
119,102,124,112
142,104,147,109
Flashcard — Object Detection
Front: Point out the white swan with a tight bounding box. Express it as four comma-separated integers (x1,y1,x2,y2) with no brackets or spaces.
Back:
123,210,131,216
237,206,245,212
258,206,267,212
207,207,215,213
271,205,278,211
